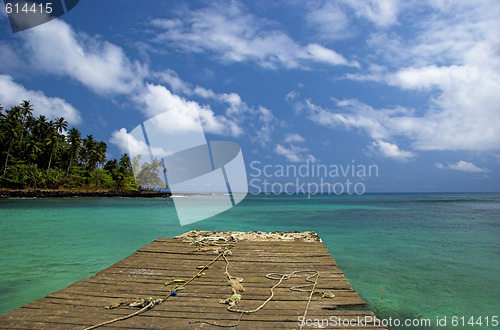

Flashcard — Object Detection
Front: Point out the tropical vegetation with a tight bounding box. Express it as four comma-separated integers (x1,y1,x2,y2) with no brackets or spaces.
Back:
0,101,164,192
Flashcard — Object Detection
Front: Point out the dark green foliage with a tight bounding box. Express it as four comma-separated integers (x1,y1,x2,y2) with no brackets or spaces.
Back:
0,101,139,191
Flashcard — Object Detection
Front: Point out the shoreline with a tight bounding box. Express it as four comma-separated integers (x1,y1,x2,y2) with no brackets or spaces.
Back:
0,189,172,198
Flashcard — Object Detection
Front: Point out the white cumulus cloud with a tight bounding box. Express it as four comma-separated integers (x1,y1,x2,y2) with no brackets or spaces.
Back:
110,128,172,157
339,1,500,152
151,1,356,69
22,19,146,95
284,133,305,143
133,84,243,137
369,140,415,162
0,74,81,124
343,0,399,27
155,69,193,96
306,43,359,67
437,161,489,173
275,144,315,163
305,2,351,40
304,99,391,141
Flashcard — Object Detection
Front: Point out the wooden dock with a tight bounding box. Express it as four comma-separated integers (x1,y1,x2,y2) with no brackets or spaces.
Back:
0,231,386,329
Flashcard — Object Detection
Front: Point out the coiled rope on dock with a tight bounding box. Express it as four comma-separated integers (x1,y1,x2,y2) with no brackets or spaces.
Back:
84,235,333,329
190,250,333,328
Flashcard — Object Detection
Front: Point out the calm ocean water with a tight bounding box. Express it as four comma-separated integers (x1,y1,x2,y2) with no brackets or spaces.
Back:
0,193,498,329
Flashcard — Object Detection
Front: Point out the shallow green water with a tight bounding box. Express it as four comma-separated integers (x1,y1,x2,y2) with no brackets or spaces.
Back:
0,193,498,329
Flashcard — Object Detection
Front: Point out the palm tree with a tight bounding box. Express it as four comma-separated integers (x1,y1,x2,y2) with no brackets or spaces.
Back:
32,115,48,142
104,159,121,191
131,154,142,174
81,135,96,168
65,127,81,179
36,115,47,126
54,117,68,134
24,137,42,163
19,101,34,143
0,106,22,176
136,158,164,190
103,154,133,192
44,123,60,171
20,101,33,118
94,141,107,169
118,154,132,191
119,154,131,177
104,159,118,172
25,115,35,135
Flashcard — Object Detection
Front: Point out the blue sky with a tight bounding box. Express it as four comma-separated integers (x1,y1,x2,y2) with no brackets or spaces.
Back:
0,0,499,192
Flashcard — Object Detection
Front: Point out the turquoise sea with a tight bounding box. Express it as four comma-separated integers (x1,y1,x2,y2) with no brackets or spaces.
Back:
0,193,499,329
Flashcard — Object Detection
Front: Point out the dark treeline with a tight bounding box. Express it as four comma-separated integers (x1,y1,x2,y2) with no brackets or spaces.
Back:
0,101,138,191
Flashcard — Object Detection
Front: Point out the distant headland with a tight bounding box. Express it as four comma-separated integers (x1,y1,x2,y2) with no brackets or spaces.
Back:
0,189,171,198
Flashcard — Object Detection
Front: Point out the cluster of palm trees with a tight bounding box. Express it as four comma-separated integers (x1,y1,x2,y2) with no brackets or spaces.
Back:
0,101,137,191
131,156,166,190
